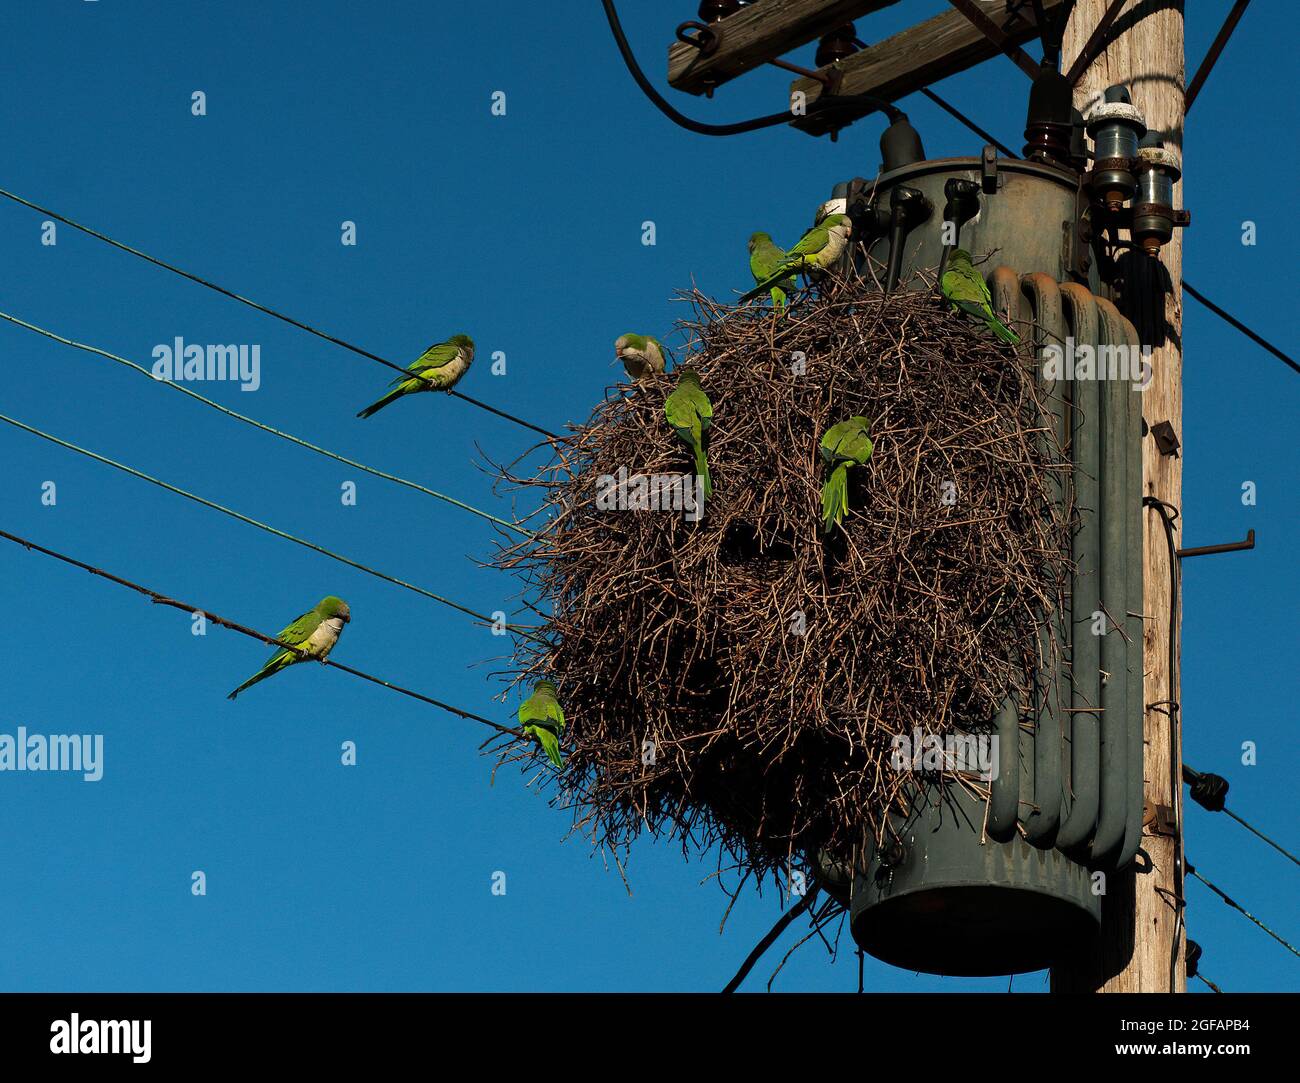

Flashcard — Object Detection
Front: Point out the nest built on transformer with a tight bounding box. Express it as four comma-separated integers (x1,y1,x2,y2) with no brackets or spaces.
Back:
493,278,1072,893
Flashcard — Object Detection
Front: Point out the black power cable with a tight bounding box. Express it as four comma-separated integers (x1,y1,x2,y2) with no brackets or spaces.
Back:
601,0,902,136
1144,496,1186,992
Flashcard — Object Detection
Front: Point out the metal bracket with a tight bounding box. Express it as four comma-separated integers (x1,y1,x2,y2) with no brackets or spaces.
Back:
1144,801,1178,837
1177,530,1255,559
981,144,999,193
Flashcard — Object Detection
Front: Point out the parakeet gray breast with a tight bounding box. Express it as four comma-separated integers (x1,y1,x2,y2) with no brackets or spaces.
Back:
820,218,852,264
304,616,345,658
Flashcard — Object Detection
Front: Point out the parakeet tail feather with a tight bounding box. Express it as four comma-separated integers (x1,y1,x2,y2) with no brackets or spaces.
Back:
821,464,849,533
989,316,1020,344
357,387,406,419
694,446,712,499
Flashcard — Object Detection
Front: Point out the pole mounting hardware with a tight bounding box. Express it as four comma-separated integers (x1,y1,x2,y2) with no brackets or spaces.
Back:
1144,802,1178,837
1149,420,1180,457
1177,530,1255,559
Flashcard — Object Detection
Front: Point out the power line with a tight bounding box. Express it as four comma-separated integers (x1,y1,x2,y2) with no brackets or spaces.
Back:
601,0,903,137
1221,807,1299,867
1183,281,1298,375
0,185,562,441
1185,0,1251,114
1183,764,1299,867
1187,864,1299,959
918,87,1017,158
0,309,535,540
1195,972,1224,993
721,886,821,993
0,409,548,646
0,526,522,737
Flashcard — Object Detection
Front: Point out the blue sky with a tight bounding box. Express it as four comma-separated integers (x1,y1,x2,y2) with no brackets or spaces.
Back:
0,1,1292,992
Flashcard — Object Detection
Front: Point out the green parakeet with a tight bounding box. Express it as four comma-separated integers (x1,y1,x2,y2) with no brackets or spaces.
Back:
356,334,475,418
227,595,351,699
747,232,792,310
741,208,852,302
941,250,1020,344
519,679,566,768
819,417,874,533
614,333,666,380
664,366,713,499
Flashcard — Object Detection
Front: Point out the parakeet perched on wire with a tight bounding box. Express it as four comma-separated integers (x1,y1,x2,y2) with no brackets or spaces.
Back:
819,417,874,533
747,232,792,310
356,334,475,418
940,250,1020,344
664,366,713,499
227,596,351,699
741,207,852,302
519,679,565,769
614,333,667,380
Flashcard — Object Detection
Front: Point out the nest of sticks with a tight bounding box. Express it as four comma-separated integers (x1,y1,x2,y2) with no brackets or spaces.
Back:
492,276,1070,892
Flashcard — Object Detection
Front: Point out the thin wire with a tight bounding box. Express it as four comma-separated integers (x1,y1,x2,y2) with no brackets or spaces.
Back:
0,410,548,646
1187,866,1300,959
919,88,1017,157
1223,808,1300,868
0,310,535,540
0,185,562,441
1145,496,1185,991
721,887,820,993
1195,972,1224,994
0,527,521,737
1185,0,1251,113
1184,281,1298,375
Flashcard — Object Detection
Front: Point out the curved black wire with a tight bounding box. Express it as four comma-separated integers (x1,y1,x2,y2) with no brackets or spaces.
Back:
600,0,902,136
1145,496,1186,991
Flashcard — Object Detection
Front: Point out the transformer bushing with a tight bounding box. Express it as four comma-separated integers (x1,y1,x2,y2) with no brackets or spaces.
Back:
1133,134,1185,256
1085,86,1147,212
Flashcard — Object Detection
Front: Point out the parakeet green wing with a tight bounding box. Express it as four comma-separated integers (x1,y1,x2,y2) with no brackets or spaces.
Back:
741,224,830,301
519,682,566,768
226,608,322,699
941,253,1020,345
818,418,873,533
665,374,713,497
749,233,791,309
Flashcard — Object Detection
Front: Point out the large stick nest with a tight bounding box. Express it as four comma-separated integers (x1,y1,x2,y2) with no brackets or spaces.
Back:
493,279,1069,888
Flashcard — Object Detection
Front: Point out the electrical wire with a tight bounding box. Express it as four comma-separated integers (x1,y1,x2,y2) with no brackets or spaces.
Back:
0,526,522,737
721,887,821,993
601,0,902,136
0,410,548,645
1144,496,1186,991
1195,972,1224,993
1185,0,1252,114
1221,808,1300,868
0,185,562,441
0,310,534,540
1183,281,1298,375
1187,864,1300,959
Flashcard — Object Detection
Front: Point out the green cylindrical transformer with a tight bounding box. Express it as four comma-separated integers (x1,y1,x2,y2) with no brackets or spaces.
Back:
835,158,1145,976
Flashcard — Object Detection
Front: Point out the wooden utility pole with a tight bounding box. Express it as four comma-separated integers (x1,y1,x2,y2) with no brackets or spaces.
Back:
1053,0,1187,993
